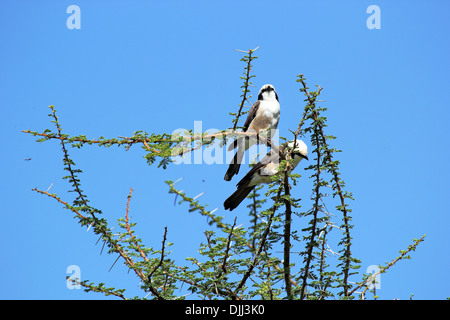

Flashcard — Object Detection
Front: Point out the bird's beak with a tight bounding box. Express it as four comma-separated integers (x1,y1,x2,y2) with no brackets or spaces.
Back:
304,155,309,161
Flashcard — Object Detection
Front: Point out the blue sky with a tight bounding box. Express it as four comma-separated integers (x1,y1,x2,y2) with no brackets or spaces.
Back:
1,0,449,299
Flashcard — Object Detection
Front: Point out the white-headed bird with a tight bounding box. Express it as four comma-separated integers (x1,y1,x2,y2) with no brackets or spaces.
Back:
224,84,280,181
224,140,308,211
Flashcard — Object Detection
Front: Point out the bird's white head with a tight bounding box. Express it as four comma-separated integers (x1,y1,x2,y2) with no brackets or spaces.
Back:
288,139,308,161
258,84,279,102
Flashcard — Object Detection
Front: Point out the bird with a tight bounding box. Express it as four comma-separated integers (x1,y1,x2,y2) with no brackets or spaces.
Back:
224,84,280,181
224,140,308,211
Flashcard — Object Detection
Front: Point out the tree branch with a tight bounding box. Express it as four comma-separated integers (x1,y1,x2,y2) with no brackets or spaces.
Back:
232,46,259,131
282,169,293,299
124,188,149,262
349,235,425,298
147,226,168,300
233,188,283,298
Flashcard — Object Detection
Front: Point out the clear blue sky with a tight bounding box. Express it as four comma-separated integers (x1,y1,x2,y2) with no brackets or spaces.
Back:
1,0,449,300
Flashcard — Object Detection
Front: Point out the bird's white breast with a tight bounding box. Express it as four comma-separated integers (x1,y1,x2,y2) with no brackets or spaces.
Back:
256,100,280,129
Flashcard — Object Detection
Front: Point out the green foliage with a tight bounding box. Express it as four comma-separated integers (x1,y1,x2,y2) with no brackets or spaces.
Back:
24,50,425,300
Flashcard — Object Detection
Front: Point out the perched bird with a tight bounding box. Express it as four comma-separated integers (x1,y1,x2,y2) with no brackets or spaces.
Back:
224,140,308,211
224,84,280,181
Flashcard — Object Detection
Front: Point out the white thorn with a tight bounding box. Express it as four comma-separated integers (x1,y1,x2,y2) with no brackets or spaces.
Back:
46,182,54,192
193,192,205,200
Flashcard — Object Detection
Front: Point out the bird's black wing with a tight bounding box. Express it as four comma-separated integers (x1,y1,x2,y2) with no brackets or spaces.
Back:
236,151,279,189
227,100,261,153
242,100,260,132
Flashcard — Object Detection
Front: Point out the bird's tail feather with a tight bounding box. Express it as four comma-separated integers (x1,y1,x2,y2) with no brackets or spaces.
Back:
228,138,239,151
224,147,244,181
224,186,255,211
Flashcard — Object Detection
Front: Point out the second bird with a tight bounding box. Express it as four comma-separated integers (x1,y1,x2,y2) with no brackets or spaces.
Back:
224,140,308,211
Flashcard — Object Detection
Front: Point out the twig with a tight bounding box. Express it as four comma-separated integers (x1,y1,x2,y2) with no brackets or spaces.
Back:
233,46,259,131
348,235,426,297
34,189,148,284
298,75,354,297
233,188,283,298
147,226,168,300
70,279,127,300
23,129,274,156
124,188,149,262
219,217,237,277
282,169,293,299
48,106,96,220
300,121,323,299
32,188,86,219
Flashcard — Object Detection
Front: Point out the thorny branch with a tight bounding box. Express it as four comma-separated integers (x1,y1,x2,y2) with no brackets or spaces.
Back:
124,188,149,262
297,75,353,297
282,169,293,299
300,120,323,300
219,217,237,277
233,188,283,299
147,226,168,300
49,106,97,220
349,235,426,298
33,186,148,284
23,129,279,157
232,46,259,131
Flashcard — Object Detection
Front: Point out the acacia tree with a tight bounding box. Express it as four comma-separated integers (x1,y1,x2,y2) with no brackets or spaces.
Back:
24,48,424,300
